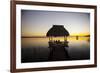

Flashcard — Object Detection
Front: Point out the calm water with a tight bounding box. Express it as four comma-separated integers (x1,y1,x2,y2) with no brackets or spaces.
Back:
21,37,90,63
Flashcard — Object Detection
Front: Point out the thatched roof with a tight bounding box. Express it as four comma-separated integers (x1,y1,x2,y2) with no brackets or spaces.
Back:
46,25,69,37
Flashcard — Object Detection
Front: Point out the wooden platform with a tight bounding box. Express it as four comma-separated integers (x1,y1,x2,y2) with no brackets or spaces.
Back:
48,41,70,61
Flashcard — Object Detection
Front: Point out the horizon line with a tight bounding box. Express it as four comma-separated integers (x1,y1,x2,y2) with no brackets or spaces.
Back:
21,35,90,38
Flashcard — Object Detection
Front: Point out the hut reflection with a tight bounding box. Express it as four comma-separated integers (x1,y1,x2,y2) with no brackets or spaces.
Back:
46,25,70,61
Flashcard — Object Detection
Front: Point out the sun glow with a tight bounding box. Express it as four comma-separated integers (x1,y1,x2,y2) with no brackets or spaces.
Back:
70,33,90,36
21,10,90,38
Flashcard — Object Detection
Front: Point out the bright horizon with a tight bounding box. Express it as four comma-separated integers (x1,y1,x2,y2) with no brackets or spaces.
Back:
21,10,90,37
21,32,90,37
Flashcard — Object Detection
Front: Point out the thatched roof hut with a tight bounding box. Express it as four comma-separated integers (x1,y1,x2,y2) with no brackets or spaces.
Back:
46,25,69,37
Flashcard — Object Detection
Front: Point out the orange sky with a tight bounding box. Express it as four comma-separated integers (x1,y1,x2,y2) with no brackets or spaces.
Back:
21,10,90,37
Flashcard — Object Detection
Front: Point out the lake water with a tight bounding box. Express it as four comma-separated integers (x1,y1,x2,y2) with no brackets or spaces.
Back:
21,37,90,63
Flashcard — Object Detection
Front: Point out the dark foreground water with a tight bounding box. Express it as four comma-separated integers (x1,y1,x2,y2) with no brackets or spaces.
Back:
21,37,90,63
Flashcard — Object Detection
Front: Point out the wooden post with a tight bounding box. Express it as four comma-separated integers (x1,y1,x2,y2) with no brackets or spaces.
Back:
49,37,50,41
64,36,67,41
66,36,67,41
51,36,53,41
76,36,78,40
64,36,65,41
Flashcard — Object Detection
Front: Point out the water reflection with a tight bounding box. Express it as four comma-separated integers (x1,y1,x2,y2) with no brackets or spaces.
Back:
21,37,90,63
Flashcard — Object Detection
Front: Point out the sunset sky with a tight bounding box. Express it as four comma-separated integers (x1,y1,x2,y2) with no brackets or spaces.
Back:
21,10,90,37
